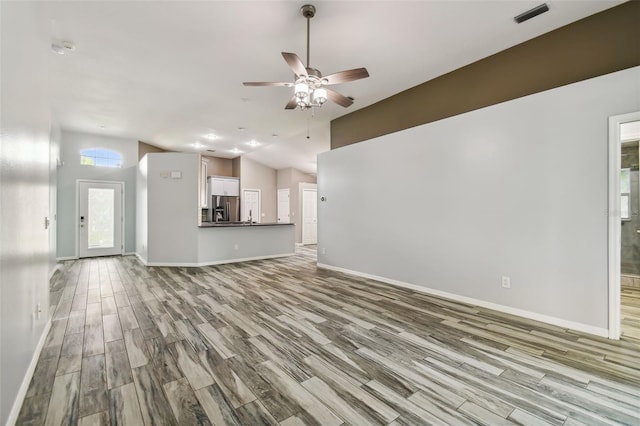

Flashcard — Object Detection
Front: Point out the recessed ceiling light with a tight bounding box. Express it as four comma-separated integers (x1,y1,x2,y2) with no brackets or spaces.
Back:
51,40,76,55
51,44,65,55
229,148,244,155
246,140,261,147
237,127,246,132
191,142,206,149
204,133,217,140
62,41,76,52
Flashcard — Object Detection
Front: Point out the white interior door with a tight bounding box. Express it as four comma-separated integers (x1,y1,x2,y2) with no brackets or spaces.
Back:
78,181,123,258
243,189,261,223
277,188,290,223
302,189,317,245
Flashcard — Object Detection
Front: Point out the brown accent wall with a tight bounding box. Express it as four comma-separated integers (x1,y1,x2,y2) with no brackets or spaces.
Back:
138,141,167,160
331,1,640,149
240,157,277,222
231,157,241,178
202,155,233,177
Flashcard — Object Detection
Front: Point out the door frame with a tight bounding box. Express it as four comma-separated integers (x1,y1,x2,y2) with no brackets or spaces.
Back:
76,179,125,258
608,111,640,339
302,188,317,245
277,188,290,223
242,188,261,223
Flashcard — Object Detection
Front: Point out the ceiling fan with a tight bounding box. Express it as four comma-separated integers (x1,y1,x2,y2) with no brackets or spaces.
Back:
243,4,369,110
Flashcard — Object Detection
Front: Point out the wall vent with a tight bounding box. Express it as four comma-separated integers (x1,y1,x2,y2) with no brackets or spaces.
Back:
514,3,549,24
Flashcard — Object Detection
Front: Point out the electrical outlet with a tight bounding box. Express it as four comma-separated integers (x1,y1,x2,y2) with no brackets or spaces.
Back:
321,247,326,255
501,276,511,289
234,243,239,250
36,303,42,320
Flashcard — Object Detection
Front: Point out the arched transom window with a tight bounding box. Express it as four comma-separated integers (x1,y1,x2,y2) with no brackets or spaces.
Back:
80,148,122,168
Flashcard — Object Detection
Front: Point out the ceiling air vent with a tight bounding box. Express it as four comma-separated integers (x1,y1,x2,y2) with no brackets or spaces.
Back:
514,3,549,24
207,149,216,153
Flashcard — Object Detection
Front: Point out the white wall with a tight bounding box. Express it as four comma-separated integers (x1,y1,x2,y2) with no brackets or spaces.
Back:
318,67,640,334
136,155,149,262
0,2,53,423
140,153,199,264
49,123,61,275
197,225,295,265
57,131,138,257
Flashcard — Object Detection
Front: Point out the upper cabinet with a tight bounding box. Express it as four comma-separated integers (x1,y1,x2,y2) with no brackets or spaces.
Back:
210,177,239,196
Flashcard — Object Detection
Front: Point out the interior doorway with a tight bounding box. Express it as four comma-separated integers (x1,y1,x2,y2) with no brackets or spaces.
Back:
608,112,640,339
242,189,261,223
302,188,317,245
78,180,124,258
277,188,290,223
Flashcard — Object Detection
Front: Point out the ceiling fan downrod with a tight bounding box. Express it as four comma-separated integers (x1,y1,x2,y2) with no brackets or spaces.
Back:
301,4,316,69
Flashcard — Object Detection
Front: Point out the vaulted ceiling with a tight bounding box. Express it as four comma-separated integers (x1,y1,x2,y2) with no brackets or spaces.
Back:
38,0,623,173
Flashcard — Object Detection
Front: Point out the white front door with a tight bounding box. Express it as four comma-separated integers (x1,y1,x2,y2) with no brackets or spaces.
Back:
78,181,123,258
243,189,261,223
302,189,317,245
277,188,290,223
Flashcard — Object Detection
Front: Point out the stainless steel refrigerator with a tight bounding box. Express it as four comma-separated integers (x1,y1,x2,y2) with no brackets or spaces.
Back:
210,195,239,222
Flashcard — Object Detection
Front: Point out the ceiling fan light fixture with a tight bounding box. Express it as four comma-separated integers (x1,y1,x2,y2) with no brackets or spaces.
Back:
242,3,368,111
295,82,309,99
312,88,327,105
297,95,309,108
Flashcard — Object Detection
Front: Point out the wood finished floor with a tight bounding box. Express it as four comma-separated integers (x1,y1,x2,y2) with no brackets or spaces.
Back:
17,247,640,425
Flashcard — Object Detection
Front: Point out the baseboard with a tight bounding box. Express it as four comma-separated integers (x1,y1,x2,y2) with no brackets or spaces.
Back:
317,263,609,339
48,263,63,280
135,253,148,266
143,252,296,267
5,319,52,426
57,252,135,262
55,256,77,261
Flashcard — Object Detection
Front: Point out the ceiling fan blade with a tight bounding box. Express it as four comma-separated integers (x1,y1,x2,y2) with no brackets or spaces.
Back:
243,82,293,87
282,52,308,77
322,68,369,85
326,89,354,108
285,96,298,110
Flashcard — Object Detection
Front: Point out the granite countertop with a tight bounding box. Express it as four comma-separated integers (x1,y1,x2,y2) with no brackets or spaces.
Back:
199,222,294,228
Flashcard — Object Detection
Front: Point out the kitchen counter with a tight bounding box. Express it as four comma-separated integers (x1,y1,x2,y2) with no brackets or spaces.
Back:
199,222,293,228
195,222,295,267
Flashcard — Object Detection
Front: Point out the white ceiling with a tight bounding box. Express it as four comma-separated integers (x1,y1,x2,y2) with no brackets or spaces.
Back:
37,0,623,174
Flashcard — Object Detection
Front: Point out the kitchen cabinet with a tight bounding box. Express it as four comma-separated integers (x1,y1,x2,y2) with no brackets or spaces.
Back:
210,177,239,196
